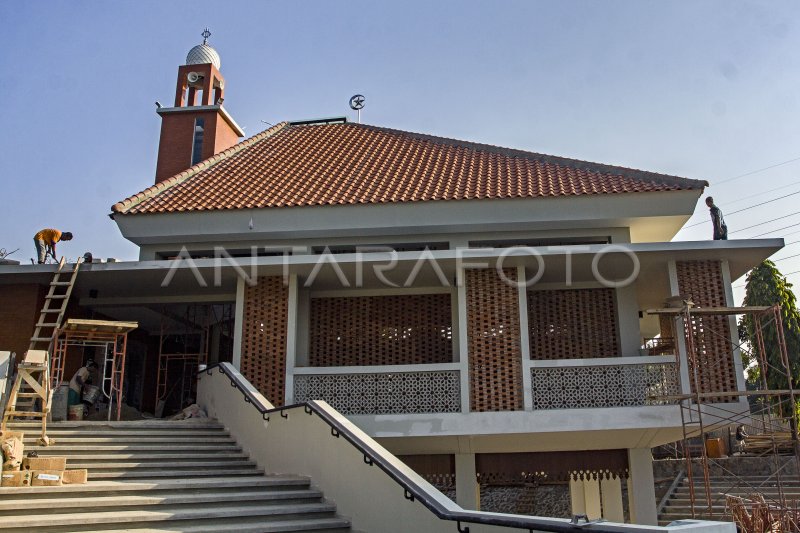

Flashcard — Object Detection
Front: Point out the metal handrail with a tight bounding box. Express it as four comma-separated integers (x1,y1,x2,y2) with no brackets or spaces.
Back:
198,362,682,533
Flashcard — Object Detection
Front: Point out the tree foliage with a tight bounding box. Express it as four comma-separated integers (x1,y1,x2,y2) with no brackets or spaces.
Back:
739,260,800,390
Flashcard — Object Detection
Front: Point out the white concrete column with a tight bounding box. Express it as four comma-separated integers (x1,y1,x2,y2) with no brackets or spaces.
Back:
284,274,299,404
628,448,658,525
517,265,533,411
455,453,480,510
667,260,692,395
457,267,470,413
569,478,586,516
231,276,246,370
615,284,641,356
721,260,747,396
600,476,624,523
583,478,602,520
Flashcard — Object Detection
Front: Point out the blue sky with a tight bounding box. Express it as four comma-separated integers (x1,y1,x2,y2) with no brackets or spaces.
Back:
1,1,799,300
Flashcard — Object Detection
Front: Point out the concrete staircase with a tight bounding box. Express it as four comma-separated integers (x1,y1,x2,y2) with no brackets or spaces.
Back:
0,420,351,532
659,474,800,525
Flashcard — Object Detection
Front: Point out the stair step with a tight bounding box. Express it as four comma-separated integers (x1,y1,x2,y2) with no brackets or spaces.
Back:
88,468,264,479
26,445,242,452
21,429,228,437
0,476,312,497
28,517,351,533
25,436,236,444
0,489,324,513
9,421,225,429
0,502,339,529
68,460,256,470
39,453,250,461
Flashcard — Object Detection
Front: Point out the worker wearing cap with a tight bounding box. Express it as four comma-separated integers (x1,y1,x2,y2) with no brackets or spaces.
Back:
33,229,73,264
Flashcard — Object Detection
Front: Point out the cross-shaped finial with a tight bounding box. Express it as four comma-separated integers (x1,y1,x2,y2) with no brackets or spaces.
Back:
202,28,211,44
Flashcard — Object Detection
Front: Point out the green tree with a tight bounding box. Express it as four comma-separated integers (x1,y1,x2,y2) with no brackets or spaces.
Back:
739,260,800,391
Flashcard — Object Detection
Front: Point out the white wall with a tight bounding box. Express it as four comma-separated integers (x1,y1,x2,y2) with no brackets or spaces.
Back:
197,363,736,533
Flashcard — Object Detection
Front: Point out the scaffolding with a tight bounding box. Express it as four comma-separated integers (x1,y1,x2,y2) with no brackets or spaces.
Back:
51,319,138,421
648,303,800,530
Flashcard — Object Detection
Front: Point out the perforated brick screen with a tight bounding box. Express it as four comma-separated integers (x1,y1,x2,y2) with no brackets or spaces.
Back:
676,260,737,400
526,288,619,360
466,268,523,412
240,276,289,405
308,294,453,366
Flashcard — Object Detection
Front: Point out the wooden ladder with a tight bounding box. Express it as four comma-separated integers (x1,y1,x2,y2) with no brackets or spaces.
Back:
1,257,82,445
30,257,81,355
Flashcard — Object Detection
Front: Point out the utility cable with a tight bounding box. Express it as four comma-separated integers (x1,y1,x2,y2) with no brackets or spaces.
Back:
774,252,800,262
721,181,800,208
729,212,800,234
711,156,800,187
750,221,800,239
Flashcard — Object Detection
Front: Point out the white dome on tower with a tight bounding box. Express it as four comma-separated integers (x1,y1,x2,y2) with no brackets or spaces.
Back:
186,28,221,69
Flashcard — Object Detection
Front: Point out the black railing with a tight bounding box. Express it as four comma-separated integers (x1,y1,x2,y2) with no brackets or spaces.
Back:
198,362,681,533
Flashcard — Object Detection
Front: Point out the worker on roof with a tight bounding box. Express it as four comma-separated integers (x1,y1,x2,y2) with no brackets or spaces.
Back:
68,360,98,408
33,228,73,264
705,197,728,240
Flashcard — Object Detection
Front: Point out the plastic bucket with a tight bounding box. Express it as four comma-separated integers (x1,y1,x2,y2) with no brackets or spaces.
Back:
67,405,84,421
82,385,101,405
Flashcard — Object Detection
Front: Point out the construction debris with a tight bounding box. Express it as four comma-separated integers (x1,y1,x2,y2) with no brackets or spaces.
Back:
169,403,207,420
1,433,23,471
728,494,800,533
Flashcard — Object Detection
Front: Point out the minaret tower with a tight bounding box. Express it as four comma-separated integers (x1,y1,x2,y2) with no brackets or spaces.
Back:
154,29,245,184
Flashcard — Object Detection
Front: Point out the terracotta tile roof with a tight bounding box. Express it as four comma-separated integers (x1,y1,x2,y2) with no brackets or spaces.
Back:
112,121,707,215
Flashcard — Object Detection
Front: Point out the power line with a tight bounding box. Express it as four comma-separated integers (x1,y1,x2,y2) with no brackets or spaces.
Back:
751,221,800,238
730,212,800,234
775,252,800,262
712,156,800,187
682,189,800,229
721,181,800,208
733,268,800,289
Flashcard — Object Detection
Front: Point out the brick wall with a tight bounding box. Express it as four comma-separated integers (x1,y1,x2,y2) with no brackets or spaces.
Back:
0,283,45,359
676,260,737,399
239,277,289,405
308,294,452,366
466,268,523,412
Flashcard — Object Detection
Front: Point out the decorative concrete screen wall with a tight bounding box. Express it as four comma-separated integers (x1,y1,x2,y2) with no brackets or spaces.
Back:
466,268,523,412
676,260,737,400
308,294,453,366
526,288,619,360
240,276,289,405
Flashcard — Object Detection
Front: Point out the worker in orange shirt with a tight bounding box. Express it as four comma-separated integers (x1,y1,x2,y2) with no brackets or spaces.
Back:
33,228,73,264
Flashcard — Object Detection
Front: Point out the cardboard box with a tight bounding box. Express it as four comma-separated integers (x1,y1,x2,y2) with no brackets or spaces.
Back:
22,456,67,471
1,471,32,487
31,470,63,487
1,437,23,470
0,431,24,441
61,469,88,485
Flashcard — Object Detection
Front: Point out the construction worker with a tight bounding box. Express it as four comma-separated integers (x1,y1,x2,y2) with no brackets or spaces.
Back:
68,360,98,408
33,229,73,264
705,197,728,240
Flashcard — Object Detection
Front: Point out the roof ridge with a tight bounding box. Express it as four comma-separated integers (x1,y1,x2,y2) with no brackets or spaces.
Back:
111,121,291,214
349,123,708,189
